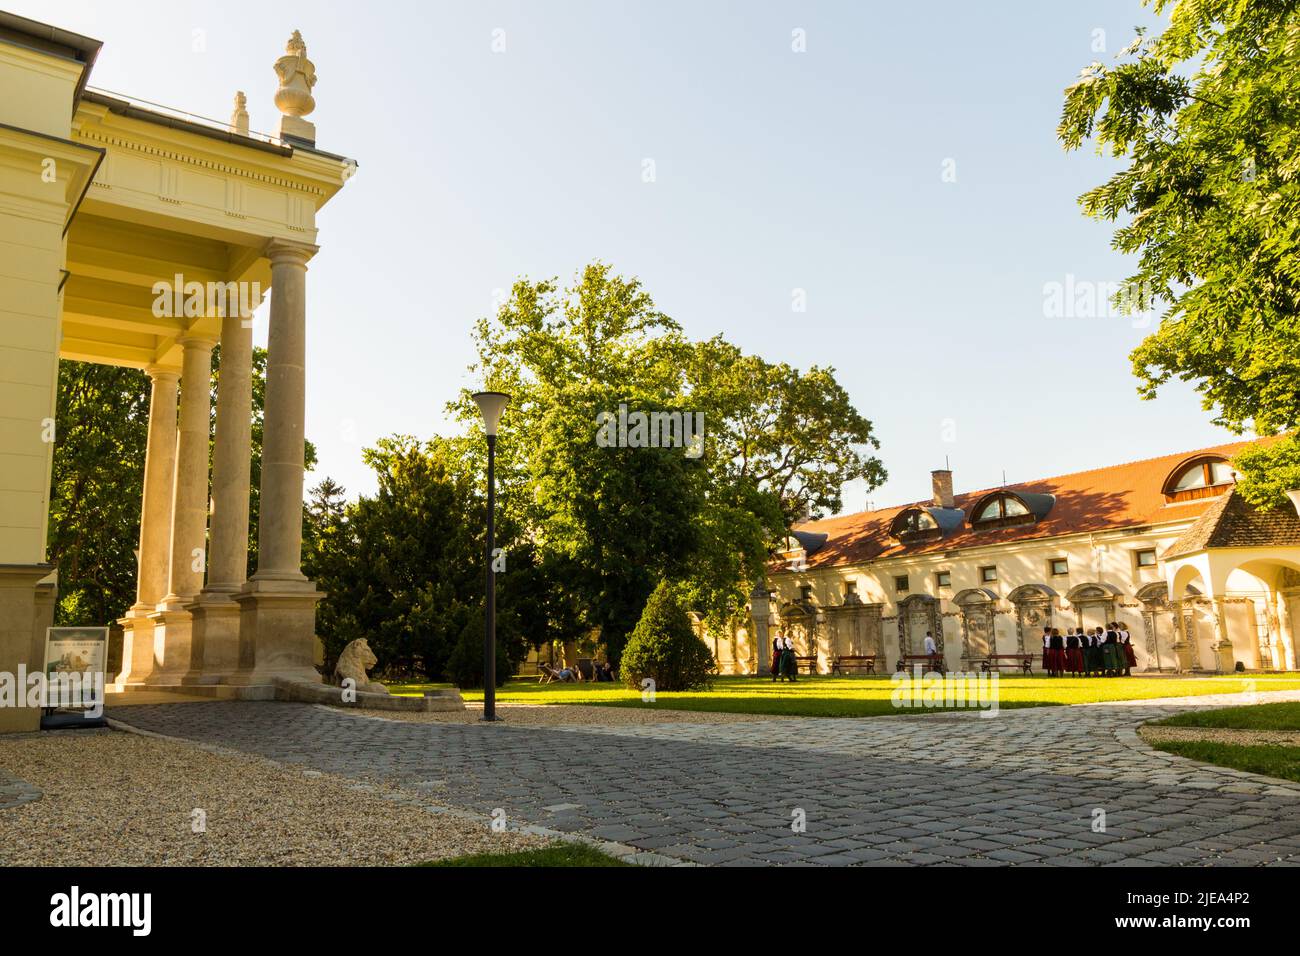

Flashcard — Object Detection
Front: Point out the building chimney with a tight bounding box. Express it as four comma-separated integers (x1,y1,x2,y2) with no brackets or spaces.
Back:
931,469,954,509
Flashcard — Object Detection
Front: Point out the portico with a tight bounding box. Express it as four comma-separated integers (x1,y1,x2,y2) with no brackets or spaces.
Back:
0,13,353,730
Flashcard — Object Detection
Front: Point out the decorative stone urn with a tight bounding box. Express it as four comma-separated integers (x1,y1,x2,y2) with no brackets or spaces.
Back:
273,30,317,143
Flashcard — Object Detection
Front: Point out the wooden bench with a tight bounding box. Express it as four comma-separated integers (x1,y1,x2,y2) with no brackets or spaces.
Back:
895,654,946,675
793,655,819,675
830,655,877,675
977,653,1033,674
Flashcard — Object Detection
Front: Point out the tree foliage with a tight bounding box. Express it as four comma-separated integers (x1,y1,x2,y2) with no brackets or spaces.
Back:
1058,0,1300,500
448,262,884,661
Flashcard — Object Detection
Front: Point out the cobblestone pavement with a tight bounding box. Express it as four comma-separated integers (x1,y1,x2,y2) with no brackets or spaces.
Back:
105,690,1300,866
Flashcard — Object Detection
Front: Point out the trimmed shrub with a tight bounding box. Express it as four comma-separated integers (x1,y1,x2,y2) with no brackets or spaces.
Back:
620,581,715,692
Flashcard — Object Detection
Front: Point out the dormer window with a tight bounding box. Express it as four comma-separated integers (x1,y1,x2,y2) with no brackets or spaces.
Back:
1163,456,1234,503
970,493,1036,529
890,507,940,542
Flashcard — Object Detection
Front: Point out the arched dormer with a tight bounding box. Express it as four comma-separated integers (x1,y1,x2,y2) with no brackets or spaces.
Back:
1162,455,1235,503
890,507,939,542
968,491,1054,530
890,505,964,543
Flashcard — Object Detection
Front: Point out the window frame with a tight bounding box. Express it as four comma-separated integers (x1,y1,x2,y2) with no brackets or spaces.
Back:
935,570,951,589
979,565,998,583
1135,548,1157,569
893,574,910,593
1049,557,1069,577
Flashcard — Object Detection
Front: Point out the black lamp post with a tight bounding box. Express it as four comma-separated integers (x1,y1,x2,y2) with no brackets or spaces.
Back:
472,391,510,721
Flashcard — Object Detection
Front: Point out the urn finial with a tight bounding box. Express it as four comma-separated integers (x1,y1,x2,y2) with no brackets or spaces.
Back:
273,30,317,144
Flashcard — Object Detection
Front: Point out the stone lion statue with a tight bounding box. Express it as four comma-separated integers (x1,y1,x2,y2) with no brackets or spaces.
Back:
333,638,388,695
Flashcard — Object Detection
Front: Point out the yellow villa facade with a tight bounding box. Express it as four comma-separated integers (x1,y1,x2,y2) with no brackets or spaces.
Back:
0,13,353,731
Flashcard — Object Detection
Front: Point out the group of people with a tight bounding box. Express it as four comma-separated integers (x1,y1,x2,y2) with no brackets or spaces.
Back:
771,632,799,682
1041,623,1136,677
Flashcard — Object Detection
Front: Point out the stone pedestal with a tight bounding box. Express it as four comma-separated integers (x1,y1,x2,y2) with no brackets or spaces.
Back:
184,593,242,684
226,579,323,685
1172,641,1193,673
147,602,194,685
1213,641,1236,674
113,605,158,687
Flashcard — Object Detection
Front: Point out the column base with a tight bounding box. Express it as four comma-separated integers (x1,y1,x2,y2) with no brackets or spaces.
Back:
183,590,242,685
0,564,54,734
1172,642,1194,674
146,600,194,686
111,604,159,688
1213,641,1236,674
224,577,324,686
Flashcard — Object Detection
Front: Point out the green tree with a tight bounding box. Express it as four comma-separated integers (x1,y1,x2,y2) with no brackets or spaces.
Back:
452,263,885,659
47,362,150,625
1058,1,1300,503
620,580,715,692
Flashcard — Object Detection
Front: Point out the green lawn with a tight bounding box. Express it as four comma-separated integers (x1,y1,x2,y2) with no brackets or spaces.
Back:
1150,701,1300,731
1145,701,1300,784
420,843,632,868
1145,740,1300,783
383,673,1300,719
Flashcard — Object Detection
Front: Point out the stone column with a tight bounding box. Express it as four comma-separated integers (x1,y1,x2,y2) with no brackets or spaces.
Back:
1169,599,1193,673
186,310,255,684
114,367,179,688
1210,596,1236,673
751,586,771,675
230,240,323,686
148,337,215,684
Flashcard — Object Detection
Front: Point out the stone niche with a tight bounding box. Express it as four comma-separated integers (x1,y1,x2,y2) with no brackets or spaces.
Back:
823,597,884,661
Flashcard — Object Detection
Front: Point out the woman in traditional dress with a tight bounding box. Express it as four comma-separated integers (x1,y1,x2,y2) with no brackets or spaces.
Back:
771,632,783,681
1066,628,1084,676
1041,626,1052,674
1120,625,1137,676
1048,628,1065,676
1102,623,1123,676
782,634,799,682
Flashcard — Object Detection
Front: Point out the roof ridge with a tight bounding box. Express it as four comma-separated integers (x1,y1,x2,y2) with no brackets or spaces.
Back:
813,437,1259,525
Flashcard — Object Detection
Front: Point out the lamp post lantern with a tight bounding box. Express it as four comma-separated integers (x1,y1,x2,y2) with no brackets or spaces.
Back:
472,391,510,721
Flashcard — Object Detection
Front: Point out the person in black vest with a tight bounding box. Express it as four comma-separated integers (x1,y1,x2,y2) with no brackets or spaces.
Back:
1066,628,1084,676
1048,628,1066,677
1102,622,1122,676
771,633,783,682
1041,625,1052,674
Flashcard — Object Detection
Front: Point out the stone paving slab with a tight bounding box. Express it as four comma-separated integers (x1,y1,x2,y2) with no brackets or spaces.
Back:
0,766,42,810
101,689,1300,866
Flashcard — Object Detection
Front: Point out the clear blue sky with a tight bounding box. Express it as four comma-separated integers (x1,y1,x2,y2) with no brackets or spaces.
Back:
26,0,1240,511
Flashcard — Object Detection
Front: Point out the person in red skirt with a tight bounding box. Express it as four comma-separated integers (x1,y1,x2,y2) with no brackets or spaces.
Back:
1066,628,1084,676
770,631,783,681
1048,627,1066,676
1119,623,1137,676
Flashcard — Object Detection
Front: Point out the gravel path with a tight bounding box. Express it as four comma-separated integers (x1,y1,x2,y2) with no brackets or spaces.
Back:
0,729,545,866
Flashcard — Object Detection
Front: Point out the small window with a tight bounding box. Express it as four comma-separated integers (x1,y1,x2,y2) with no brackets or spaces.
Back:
800,585,813,602
935,571,951,588
980,566,998,583
844,581,858,598
1049,558,1069,576
894,575,910,593
1136,549,1157,568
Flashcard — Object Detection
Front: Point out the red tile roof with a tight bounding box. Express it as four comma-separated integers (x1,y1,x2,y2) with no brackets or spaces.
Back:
782,439,1268,571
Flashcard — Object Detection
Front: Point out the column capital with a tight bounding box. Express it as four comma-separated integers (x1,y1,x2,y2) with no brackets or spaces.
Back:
145,364,180,384
176,334,218,351
265,238,319,266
